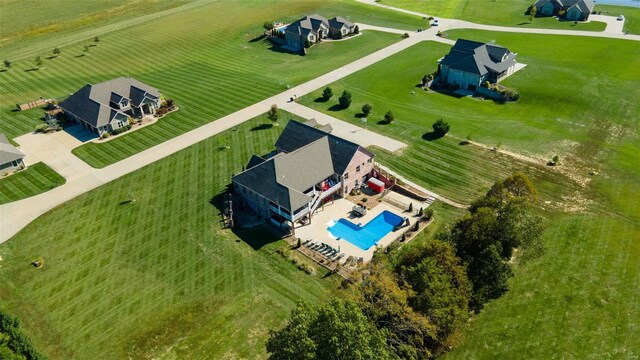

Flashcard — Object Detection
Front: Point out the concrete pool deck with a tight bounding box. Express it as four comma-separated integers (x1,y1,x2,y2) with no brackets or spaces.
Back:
295,198,418,263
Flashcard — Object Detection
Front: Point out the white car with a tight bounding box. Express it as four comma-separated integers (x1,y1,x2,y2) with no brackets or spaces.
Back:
431,19,439,26
617,15,625,21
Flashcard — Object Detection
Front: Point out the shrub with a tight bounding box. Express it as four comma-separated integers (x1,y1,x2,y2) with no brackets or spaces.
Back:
361,103,372,116
432,118,450,136
384,110,394,123
482,81,491,88
338,90,352,108
423,208,434,221
34,124,48,133
402,32,410,39
322,87,333,100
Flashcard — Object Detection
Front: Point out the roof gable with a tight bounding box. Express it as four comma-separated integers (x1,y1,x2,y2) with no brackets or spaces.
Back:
0,133,25,165
440,39,516,76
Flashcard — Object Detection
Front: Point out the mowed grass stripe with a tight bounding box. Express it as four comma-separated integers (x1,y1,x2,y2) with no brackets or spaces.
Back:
0,162,66,204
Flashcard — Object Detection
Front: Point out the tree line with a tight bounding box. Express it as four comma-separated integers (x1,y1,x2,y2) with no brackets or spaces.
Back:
267,173,545,359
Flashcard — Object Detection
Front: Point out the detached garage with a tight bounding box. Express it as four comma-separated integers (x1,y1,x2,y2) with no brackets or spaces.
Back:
368,177,385,193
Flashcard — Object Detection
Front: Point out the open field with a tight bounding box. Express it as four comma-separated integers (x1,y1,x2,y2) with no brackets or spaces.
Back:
0,0,428,168
0,114,343,360
0,162,65,205
381,0,609,31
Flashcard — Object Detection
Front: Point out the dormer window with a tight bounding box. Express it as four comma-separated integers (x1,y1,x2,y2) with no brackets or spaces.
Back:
121,99,129,108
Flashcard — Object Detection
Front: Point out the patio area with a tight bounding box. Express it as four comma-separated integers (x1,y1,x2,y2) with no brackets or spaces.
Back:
295,197,417,263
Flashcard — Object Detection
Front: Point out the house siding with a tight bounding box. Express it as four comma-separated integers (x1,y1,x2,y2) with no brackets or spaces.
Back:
566,6,583,20
541,2,555,15
441,66,482,90
0,158,24,176
341,149,374,195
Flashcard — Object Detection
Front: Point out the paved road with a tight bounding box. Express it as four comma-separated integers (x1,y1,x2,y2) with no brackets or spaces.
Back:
281,102,407,152
356,0,640,41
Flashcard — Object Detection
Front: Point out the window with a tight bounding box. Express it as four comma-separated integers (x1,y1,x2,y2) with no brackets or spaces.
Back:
11,160,18,167
367,158,373,164
356,166,361,172
344,173,349,179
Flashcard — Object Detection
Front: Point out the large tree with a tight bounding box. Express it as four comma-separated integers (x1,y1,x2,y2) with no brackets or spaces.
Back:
266,299,391,360
338,90,352,109
267,104,279,125
394,239,472,341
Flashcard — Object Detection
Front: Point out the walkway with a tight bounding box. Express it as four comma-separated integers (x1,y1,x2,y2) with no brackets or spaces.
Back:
281,102,407,152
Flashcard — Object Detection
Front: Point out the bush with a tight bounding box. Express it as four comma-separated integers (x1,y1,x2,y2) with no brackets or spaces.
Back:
482,81,491,88
34,124,48,133
101,132,110,139
322,87,333,100
432,118,450,136
338,90,352,109
402,32,410,39
384,110,394,124
361,103,372,116
423,208,434,221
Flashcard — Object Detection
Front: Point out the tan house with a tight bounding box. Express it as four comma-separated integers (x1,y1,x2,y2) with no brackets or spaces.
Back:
0,133,25,176
232,120,374,230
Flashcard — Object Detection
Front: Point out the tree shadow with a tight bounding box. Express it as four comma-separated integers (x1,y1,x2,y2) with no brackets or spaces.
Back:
267,45,304,56
517,22,531,26
250,123,273,131
377,119,392,125
0,69,6,73
75,54,85,58
249,34,267,43
328,104,344,112
355,113,367,118
24,68,39,72
314,97,329,103
422,131,444,141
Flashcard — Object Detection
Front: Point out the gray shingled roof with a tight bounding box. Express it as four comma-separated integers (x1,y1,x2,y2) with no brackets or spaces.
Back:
234,120,374,212
246,155,266,170
440,39,517,76
0,133,25,165
275,120,373,175
286,14,329,37
59,77,160,128
328,16,354,30
534,0,594,13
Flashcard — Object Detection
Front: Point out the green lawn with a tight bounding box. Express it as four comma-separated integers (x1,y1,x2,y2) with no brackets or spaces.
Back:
0,162,65,204
0,0,426,168
0,114,342,360
381,0,607,31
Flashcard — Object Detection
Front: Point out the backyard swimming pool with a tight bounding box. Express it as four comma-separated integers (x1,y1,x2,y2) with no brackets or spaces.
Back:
328,210,404,250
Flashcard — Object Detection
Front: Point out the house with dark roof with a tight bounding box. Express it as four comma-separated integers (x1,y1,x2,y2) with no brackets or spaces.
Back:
438,39,518,92
0,133,25,176
232,119,374,230
284,14,357,51
533,0,595,21
59,77,161,134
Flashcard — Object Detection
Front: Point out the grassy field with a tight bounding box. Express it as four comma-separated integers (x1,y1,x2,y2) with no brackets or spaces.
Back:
298,29,640,358
381,0,607,31
0,162,65,204
0,114,343,359
0,0,428,168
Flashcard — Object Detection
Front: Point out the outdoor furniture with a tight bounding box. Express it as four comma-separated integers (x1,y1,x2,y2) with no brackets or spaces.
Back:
352,205,367,217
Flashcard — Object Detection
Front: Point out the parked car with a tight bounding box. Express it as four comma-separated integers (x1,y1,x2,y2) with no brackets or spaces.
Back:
431,19,439,26
617,15,625,21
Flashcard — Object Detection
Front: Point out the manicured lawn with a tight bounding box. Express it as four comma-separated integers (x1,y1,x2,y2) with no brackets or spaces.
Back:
0,162,65,204
0,0,425,167
0,114,341,359
381,0,607,31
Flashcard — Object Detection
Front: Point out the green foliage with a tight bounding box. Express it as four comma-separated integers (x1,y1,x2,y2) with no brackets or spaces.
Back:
355,267,437,359
338,90,352,109
444,173,544,309
402,32,410,38
93,36,100,43
384,110,394,123
3,60,11,69
267,104,279,124
34,124,48,133
263,21,274,31
423,208,434,221
322,87,333,100
52,48,60,56
0,308,47,360
361,103,372,116
529,5,537,20
266,299,391,360
552,155,559,164
432,118,450,136
394,239,472,342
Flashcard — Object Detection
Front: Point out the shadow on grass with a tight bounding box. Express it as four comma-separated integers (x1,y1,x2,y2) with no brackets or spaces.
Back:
377,119,392,125
314,97,330,103
517,22,531,26
328,104,344,112
267,45,304,56
250,123,273,131
24,68,39,72
76,54,85,58
422,131,444,141
432,88,467,99
249,34,267,43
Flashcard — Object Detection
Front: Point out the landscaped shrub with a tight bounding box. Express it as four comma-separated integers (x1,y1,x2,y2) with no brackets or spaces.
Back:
361,103,372,116
322,87,333,100
423,208,434,221
101,132,109,139
482,81,491,88
432,118,450,136
384,110,395,124
402,32,410,39
338,90,352,108
34,124,48,133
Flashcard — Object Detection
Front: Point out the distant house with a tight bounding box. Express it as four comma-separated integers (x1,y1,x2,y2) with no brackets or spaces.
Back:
0,133,25,176
232,120,374,230
284,14,357,51
438,39,517,91
533,0,595,21
59,77,161,134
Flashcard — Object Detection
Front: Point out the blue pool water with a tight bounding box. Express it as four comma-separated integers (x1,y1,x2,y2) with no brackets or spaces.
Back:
328,211,404,250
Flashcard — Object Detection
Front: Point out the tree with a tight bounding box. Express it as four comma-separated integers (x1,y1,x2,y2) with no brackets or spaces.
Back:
530,5,537,21
552,155,560,165
3,60,11,69
53,47,61,57
267,104,279,125
354,25,360,34
355,266,438,359
263,21,274,31
361,103,372,116
395,239,472,341
322,87,333,100
83,44,90,53
338,90,352,109
384,110,395,124
432,118,450,137
423,208,434,221
266,299,391,360
94,36,100,43
34,56,43,68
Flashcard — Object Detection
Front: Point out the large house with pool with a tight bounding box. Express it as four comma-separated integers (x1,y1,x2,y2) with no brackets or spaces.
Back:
59,77,161,135
232,119,375,231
